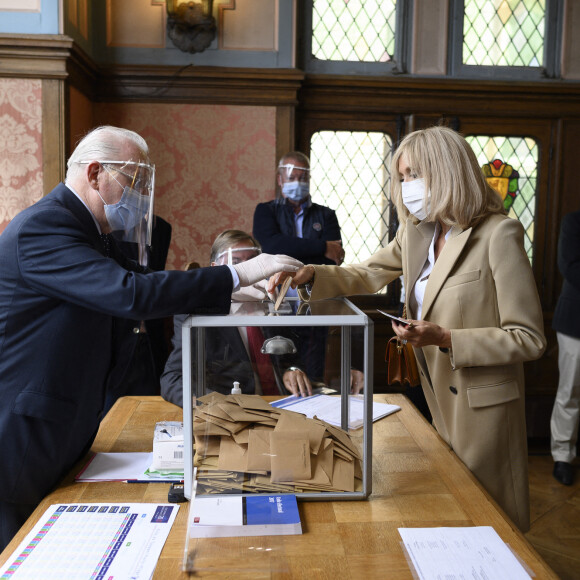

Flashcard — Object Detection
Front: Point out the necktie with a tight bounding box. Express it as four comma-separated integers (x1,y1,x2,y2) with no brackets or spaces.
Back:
246,326,278,395
100,233,112,257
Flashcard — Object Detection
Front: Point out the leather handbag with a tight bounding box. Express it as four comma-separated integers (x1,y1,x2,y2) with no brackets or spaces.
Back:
385,336,421,387
384,306,421,387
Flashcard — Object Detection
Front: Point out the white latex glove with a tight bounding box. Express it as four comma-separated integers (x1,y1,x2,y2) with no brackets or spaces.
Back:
233,253,303,287
232,279,278,302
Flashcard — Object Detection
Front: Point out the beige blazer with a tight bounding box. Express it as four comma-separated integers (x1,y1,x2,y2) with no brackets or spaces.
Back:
301,214,546,531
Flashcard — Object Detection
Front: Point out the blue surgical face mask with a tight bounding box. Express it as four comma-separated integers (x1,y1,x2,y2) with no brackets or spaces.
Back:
102,186,149,233
401,178,430,221
98,165,151,237
282,181,310,202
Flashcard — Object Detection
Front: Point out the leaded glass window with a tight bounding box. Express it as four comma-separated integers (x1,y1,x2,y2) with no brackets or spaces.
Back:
463,0,545,67
310,131,393,265
312,0,397,63
466,135,538,262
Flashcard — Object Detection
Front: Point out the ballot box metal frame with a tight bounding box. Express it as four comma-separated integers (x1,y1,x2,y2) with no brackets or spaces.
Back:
181,297,374,501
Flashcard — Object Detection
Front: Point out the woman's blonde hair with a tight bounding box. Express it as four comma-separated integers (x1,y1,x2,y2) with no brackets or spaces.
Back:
391,126,505,229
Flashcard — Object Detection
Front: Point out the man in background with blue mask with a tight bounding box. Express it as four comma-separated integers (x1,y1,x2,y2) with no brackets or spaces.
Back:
252,151,345,386
253,151,344,268
0,126,302,551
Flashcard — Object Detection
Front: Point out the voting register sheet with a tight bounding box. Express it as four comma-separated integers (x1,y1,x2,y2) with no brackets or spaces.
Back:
0,503,179,579
398,526,532,579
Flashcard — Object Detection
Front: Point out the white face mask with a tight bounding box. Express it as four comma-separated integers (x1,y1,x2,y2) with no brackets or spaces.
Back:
401,178,430,221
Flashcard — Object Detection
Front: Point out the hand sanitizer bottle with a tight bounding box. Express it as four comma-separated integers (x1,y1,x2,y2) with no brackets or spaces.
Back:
231,381,242,395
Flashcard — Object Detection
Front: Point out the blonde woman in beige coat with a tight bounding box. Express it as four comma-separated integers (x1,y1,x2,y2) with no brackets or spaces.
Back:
269,126,546,532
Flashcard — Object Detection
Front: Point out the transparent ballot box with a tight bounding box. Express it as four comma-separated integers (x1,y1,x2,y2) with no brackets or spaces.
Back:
181,297,374,502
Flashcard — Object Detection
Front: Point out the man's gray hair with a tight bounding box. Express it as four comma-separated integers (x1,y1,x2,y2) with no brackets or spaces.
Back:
66,126,149,181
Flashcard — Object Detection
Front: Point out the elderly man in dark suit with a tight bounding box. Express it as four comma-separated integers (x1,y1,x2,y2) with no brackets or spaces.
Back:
0,125,302,550
551,209,580,486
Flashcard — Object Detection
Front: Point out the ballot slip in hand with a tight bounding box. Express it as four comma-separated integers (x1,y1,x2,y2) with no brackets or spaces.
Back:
377,309,410,326
274,276,293,311
188,494,302,538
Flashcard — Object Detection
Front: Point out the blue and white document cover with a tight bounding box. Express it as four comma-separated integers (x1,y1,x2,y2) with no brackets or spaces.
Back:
189,494,302,538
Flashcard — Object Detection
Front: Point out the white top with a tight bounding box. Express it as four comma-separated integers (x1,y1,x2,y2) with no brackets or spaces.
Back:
411,223,452,320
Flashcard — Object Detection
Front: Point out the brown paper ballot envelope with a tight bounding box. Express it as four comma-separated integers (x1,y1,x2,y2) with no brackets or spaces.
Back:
274,409,326,455
317,438,335,483
231,394,278,412
269,431,311,482
219,403,276,423
197,411,250,435
193,419,230,437
323,422,362,459
198,392,228,404
332,455,355,492
194,434,221,457
217,435,248,472
200,402,237,421
247,430,273,472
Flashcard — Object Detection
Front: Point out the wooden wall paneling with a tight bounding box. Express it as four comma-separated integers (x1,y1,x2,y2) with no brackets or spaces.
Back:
42,78,67,192
299,75,580,119
95,66,304,107
275,105,295,166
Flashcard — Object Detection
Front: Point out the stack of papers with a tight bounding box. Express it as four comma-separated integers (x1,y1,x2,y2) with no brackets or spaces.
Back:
189,494,302,538
193,393,363,494
271,394,400,429
76,421,185,483
398,527,532,579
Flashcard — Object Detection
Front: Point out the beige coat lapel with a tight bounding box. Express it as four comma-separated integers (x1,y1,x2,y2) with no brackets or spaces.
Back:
404,221,433,305
421,225,472,320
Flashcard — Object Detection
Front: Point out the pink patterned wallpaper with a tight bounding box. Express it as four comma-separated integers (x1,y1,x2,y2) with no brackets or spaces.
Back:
0,79,43,234
95,103,276,270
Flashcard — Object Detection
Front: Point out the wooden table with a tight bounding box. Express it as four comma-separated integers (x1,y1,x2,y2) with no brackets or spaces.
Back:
0,395,558,579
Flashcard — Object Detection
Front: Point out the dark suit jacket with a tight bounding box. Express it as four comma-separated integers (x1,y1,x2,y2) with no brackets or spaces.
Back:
0,183,232,505
106,216,173,401
552,210,580,339
160,313,303,406
253,198,342,265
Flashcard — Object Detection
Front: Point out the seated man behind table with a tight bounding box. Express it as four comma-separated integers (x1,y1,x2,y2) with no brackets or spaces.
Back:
160,230,313,406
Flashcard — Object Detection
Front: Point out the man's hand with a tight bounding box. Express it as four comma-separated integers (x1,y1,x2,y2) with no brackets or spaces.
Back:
232,279,277,302
350,369,364,394
325,240,345,265
267,265,315,294
233,253,303,287
282,368,312,397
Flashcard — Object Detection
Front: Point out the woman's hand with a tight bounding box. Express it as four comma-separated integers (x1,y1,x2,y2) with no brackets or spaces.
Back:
282,368,313,397
267,265,315,294
391,319,451,349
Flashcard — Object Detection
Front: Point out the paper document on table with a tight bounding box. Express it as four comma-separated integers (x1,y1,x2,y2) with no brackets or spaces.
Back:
0,503,179,580
398,526,532,580
270,394,400,429
75,452,182,482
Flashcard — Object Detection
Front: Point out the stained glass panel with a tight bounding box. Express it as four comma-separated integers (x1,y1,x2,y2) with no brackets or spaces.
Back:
467,135,538,262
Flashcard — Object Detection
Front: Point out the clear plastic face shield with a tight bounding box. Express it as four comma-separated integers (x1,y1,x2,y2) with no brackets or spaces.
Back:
278,163,310,184
278,163,310,202
213,246,261,266
100,161,156,246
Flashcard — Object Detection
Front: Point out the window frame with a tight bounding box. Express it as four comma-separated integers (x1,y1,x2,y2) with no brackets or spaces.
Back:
448,0,564,80
301,0,412,75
